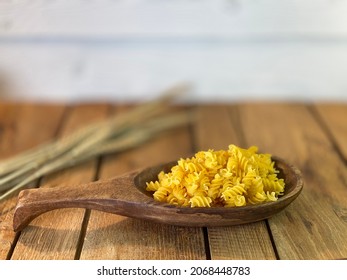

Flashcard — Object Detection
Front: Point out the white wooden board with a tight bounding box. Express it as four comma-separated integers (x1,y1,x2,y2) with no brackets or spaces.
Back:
0,0,347,102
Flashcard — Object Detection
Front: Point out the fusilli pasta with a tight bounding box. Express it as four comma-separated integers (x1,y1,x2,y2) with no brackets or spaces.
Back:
146,144,285,207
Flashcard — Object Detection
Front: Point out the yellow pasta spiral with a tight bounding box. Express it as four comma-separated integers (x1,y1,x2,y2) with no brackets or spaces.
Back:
146,144,285,207
189,195,212,207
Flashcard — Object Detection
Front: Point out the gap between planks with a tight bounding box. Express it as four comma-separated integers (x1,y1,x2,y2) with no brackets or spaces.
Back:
307,104,347,166
78,105,207,260
0,103,68,260
193,104,278,260
237,102,347,259
10,103,112,260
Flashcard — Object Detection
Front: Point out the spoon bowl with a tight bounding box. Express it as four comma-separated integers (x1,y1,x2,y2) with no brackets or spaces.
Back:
13,156,303,231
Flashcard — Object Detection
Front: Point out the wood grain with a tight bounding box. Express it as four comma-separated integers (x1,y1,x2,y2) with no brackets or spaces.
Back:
193,105,277,260
238,103,347,259
313,103,347,160
10,104,110,260
208,222,276,260
0,103,65,259
79,105,207,260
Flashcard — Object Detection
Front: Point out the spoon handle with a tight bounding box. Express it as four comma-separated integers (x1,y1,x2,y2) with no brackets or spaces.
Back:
13,171,149,232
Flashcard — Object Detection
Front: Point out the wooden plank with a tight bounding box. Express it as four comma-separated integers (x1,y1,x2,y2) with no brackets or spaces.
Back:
79,105,207,260
1,0,347,36
10,104,110,260
313,103,347,159
0,103,65,259
193,105,276,260
238,103,347,259
1,44,347,103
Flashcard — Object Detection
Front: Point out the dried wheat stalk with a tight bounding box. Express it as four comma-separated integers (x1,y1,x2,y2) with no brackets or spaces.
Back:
0,84,192,201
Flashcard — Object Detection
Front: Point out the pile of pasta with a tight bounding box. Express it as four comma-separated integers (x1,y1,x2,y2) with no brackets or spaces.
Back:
146,144,285,207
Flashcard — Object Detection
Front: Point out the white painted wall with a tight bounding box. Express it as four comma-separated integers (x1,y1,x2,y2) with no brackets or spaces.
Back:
0,0,347,102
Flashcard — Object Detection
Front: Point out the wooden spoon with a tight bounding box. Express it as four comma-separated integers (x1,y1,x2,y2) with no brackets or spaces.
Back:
13,156,303,231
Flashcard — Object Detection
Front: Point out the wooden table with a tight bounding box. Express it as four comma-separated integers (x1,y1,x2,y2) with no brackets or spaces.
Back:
0,102,346,260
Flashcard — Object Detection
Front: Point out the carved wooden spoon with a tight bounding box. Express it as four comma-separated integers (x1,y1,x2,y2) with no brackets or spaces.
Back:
13,157,303,231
